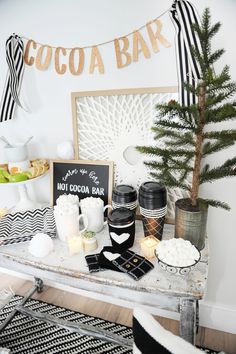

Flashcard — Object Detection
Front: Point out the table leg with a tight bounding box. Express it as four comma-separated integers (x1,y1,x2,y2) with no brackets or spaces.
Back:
15,305,133,349
35,277,44,293
0,283,38,332
179,298,198,344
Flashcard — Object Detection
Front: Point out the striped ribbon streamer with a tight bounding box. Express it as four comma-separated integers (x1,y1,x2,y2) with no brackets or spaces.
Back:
0,34,25,123
170,0,202,106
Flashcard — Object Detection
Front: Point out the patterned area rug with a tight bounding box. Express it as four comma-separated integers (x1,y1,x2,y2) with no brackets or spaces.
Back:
0,295,132,354
0,295,219,354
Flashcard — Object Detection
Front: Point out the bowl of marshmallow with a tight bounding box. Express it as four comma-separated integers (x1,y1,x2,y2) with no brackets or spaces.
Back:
155,238,201,275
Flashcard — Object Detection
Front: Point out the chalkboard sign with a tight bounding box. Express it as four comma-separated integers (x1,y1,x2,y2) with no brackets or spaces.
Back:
50,159,114,206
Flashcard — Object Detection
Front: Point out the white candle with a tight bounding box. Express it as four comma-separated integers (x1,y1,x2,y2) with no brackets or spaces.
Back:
67,236,83,255
140,235,160,259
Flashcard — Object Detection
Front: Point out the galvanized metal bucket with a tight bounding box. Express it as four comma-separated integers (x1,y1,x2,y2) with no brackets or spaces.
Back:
175,199,208,250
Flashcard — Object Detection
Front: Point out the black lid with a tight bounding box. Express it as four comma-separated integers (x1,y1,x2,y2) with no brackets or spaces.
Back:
139,181,167,209
108,207,135,226
112,184,137,203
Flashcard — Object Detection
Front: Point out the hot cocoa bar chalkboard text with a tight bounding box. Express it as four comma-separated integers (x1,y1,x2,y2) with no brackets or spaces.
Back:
51,160,114,206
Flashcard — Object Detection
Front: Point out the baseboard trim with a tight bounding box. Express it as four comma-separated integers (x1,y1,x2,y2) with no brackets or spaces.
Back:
1,267,235,335
199,301,236,335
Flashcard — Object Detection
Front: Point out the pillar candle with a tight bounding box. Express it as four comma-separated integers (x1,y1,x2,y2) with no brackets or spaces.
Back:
140,235,160,259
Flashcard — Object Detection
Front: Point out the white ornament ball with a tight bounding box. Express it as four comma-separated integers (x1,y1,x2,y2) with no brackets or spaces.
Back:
28,233,54,258
57,141,74,159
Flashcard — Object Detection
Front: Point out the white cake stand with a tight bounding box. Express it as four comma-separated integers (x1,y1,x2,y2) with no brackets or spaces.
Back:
0,171,49,214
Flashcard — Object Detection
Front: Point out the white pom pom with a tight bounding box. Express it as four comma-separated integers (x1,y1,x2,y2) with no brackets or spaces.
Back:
28,233,54,258
57,141,74,160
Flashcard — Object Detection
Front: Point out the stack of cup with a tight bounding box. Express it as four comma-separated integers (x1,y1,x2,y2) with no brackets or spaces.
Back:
139,182,167,240
112,185,138,213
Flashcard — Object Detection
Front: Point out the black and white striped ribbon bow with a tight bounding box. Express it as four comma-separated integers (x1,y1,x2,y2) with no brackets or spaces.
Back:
0,33,25,123
170,0,202,106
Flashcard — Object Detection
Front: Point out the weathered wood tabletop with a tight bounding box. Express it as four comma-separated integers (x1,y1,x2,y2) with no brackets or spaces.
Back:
0,220,208,344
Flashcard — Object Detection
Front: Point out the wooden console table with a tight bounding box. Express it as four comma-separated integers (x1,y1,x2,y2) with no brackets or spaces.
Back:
0,221,208,345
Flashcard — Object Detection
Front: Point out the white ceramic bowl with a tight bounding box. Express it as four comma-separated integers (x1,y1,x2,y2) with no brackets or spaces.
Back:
155,249,201,275
4,145,28,162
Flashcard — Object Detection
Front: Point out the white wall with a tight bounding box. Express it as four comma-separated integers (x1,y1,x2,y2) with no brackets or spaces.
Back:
0,0,236,334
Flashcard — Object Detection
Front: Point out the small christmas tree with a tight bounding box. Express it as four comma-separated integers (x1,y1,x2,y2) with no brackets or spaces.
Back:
137,8,236,211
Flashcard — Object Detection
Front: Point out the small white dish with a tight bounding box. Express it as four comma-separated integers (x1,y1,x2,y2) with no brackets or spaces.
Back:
8,160,30,173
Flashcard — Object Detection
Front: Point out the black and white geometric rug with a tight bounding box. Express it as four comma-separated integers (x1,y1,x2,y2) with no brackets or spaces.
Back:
0,295,220,354
0,295,133,354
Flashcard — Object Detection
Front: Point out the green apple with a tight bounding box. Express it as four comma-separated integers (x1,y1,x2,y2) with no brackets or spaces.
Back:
22,170,33,179
1,170,10,180
0,174,8,183
8,173,29,183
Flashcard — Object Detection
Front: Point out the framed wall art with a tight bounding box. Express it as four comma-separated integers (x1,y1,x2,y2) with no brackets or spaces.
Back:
71,87,189,219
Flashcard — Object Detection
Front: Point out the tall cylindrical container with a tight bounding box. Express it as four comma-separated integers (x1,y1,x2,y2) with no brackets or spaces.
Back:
108,207,135,253
175,198,208,250
139,182,167,240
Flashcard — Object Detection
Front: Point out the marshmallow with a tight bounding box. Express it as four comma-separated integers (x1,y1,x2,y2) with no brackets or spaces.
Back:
156,238,199,267
80,197,103,209
56,194,79,207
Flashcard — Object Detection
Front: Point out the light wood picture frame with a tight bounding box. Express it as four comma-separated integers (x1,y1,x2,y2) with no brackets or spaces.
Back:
71,87,188,220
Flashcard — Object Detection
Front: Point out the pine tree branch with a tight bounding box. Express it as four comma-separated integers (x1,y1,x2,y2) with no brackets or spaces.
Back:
164,139,194,148
205,103,236,123
222,156,236,168
199,198,230,210
203,140,235,156
144,160,193,173
206,65,231,91
155,104,197,127
208,21,221,39
149,172,190,191
137,146,195,158
209,83,236,95
200,163,210,175
206,88,236,107
151,127,195,145
200,166,236,184
154,119,195,131
204,130,236,140
208,48,225,65
182,82,198,95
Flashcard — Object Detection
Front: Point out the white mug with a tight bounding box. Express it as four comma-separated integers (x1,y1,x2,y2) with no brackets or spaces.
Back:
80,197,112,233
54,204,88,242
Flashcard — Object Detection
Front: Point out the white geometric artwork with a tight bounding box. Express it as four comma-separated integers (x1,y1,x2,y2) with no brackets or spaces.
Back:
72,88,189,219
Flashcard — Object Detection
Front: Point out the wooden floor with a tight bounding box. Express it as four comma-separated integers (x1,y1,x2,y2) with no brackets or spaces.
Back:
0,273,235,354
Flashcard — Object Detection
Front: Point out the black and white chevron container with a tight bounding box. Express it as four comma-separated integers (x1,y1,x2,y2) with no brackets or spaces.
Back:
0,207,56,246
